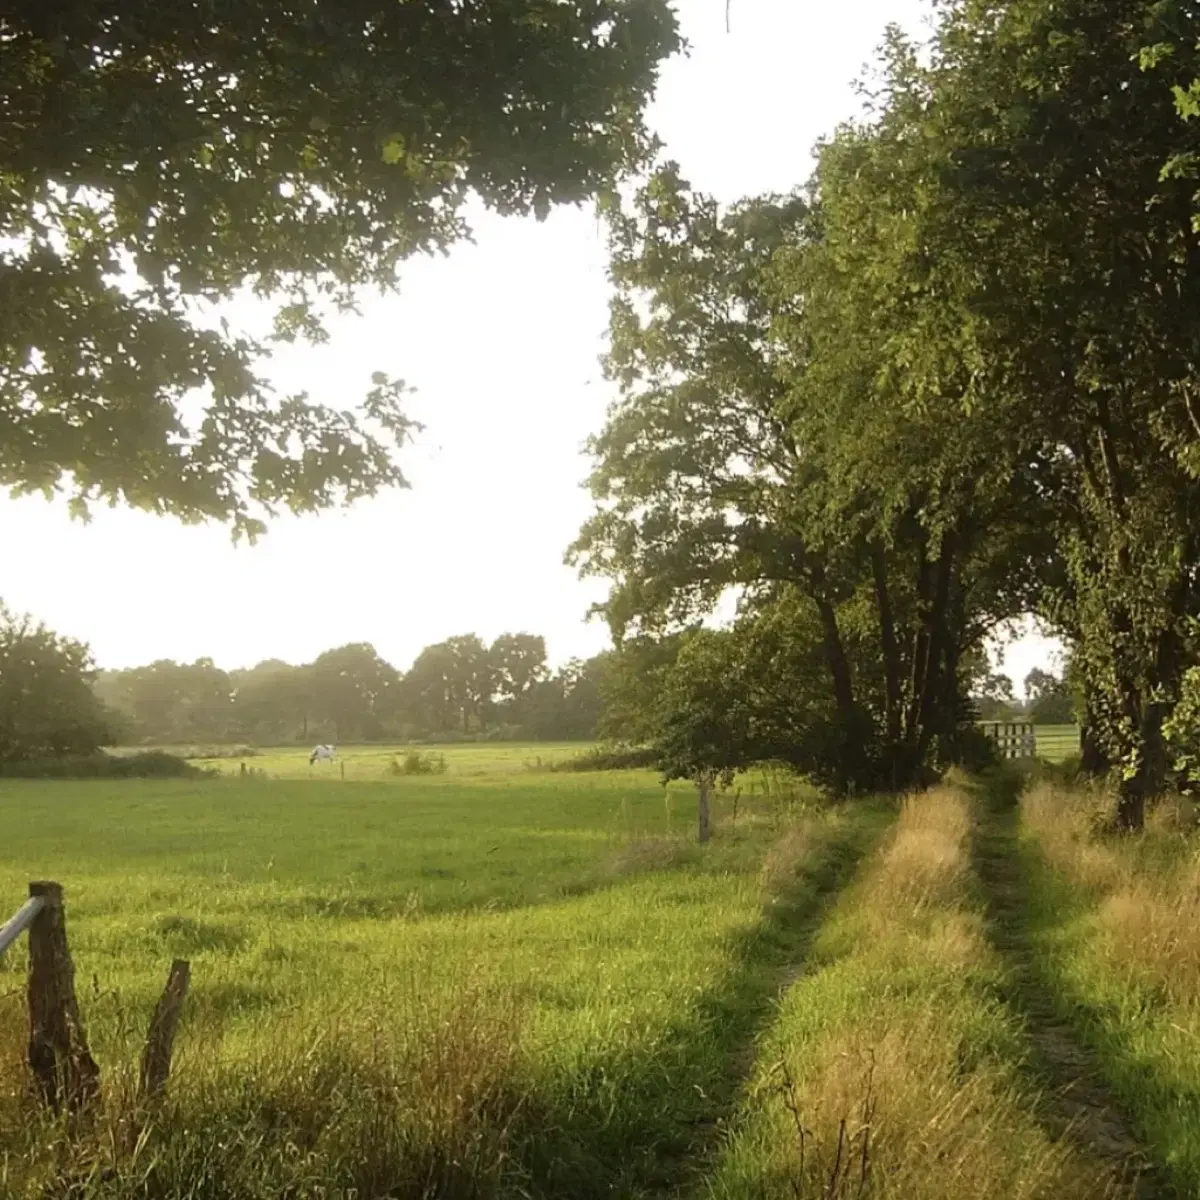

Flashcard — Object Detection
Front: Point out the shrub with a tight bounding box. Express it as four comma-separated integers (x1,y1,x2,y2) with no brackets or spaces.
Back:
390,750,448,776
0,750,203,779
938,724,1000,774
551,745,660,772
180,744,260,760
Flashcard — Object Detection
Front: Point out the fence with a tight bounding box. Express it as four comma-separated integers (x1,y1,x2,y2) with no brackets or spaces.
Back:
980,721,1038,760
0,881,189,1112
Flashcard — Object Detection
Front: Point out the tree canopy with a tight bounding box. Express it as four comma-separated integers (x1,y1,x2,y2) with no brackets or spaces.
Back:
0,0,681,536
0,603,112,762
574,0,1200,826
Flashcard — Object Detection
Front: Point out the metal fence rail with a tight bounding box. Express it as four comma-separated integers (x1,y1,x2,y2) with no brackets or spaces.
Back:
0,894,43,958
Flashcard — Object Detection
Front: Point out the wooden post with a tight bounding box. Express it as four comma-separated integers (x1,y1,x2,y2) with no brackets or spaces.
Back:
139,959,190,1102
27,881,100,1112
697,776,712,844
340,759,345,781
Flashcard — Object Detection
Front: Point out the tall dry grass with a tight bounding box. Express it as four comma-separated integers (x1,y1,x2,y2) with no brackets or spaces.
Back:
711,786,1128,1200
1023,782,1200,1004
0,966,528,1199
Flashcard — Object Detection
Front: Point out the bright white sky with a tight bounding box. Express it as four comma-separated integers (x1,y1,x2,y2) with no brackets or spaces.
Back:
1,0,1057,692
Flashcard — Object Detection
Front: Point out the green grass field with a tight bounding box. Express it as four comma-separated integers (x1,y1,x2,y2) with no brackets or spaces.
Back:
1032,724,1081,763
1,746,1190,1198
0,748,847,1196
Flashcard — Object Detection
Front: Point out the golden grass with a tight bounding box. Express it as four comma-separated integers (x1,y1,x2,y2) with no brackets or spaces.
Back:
757,819,820,896
711,786,1128,1200
1019,779,1200,1191
0,964,528,1197
604,834,694,876
1021,782,1125,893
770,1011,1108,1200
1023,783,1200,1003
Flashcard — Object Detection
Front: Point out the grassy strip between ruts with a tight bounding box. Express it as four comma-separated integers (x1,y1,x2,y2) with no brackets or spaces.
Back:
0,784,881,1200
1019,783,1200,1195
705,783,1129,1200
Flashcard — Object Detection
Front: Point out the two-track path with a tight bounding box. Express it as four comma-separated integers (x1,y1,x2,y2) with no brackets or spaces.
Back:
970,782,1167,1199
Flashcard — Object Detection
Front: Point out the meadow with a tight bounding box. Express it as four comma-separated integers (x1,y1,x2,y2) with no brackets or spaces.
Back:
1,742,1194,1198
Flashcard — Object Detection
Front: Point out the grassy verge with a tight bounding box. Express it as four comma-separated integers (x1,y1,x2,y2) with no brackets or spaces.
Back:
1020,782,1200,1193
0,774,881,1198
706,784,1126,1200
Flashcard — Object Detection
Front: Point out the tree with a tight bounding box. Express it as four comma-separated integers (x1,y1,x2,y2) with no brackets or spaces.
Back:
400,633,494,734
1140,1,1200,230
621,594,884,840
1025,667,1075,726
443,635,495,732
0,1,680,536
489,633,548,702
571,161,1050,791
509,653,612,741
652,630,755,843
401,641,460,736
959,649,1017,722
0,603,111,762
887,0,1200,827
308,643,399,742
231,659,314,743
102,657,236,743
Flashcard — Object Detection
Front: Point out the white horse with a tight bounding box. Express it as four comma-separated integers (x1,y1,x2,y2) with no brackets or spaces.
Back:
309,744,337,766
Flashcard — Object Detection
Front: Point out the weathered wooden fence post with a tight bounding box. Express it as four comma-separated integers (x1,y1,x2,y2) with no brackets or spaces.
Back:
139,958,191,1102
27,881,100,1112
697,775,712,844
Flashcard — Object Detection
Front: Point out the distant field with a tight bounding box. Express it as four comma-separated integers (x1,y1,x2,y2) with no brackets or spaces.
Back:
1033,723,1081,762
131,729,1087,775
115,740,594,778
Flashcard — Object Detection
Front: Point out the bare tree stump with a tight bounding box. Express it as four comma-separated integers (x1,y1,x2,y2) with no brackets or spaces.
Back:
139,959,190,1102
27,881,100,1112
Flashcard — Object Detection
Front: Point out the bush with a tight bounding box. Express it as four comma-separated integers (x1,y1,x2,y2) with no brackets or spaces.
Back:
180,744,260,760
390,751,448,776
551,745,660,772
481,723,526,742
938,724,1000,774
0,751,204,779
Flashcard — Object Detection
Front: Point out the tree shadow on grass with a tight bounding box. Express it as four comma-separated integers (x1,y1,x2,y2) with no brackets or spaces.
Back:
966,772,1169,1199
504,810,888,1199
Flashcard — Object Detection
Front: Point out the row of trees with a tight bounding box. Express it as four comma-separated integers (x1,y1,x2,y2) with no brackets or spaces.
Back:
0,0,685,765
93,634,610,746
973,665,1075,726
571,0,1200,826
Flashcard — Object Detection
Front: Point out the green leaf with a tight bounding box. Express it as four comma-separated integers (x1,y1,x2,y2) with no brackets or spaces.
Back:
381,134,406,165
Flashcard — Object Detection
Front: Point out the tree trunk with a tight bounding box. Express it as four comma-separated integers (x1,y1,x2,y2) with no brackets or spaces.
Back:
1078,682,1110,776
914,534,957,762
810,563,855,717
697,775,712,844
1117,768,1147,832
871,544,903,746
904,544,934,741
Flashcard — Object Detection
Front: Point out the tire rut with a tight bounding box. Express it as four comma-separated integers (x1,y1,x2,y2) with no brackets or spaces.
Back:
970,787,1167,1199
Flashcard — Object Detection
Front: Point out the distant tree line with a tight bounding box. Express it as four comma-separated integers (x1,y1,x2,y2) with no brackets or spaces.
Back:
967,659,1076,727
93,633,613,747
